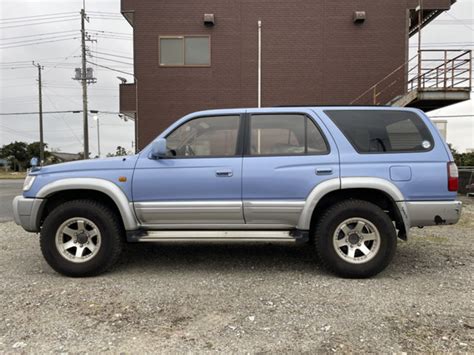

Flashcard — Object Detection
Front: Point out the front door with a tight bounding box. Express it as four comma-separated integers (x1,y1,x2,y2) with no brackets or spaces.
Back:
133,114,244,227
242,110,340,228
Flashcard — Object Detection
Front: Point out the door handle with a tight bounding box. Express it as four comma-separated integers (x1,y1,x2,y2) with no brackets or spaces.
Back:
216,169,233,177
316,168,333,175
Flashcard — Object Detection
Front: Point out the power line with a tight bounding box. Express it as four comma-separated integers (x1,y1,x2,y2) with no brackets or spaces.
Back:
86,60,134,76
0,34,80,46
87,11,122,15
0,17,79,29
88,50,133,60
92,34,132,41
429,114,474,118
0,110,122,116
42,90,83,145
89,16,124,21
444,12,474,33
0,37,79,49
0,55,82,65
88,29,132,36
0,110,82,116
0,30,77,41
0,11,76,22
88,55,133,66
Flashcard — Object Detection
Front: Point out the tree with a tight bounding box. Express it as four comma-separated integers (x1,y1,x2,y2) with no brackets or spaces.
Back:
0,141,52,171
448,144,474,167
0,141,29,171
27,142,50,161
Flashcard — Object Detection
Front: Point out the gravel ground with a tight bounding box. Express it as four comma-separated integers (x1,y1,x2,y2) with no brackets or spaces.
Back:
0,198,473,353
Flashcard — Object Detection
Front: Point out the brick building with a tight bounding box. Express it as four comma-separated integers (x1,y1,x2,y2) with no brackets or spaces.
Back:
119,0,470,150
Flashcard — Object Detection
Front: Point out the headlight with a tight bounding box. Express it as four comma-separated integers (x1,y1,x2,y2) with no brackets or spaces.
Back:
23,175,36,191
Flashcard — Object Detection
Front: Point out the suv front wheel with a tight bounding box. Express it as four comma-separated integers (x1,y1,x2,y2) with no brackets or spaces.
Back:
314,200,397,278
40,199,124,277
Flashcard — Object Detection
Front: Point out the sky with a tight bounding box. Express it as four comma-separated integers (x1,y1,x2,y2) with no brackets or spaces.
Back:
0,0,135,157
0,0,473,156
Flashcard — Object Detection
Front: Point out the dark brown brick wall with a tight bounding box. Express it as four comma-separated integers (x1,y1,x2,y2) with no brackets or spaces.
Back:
120,0,453,149
119,83,136,112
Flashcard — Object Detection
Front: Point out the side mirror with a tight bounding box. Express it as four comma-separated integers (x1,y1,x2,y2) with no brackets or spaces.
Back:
151,138,168,158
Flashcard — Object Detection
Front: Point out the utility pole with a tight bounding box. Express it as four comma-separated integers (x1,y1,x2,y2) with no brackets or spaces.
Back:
81,7,89,159
33,62,44,165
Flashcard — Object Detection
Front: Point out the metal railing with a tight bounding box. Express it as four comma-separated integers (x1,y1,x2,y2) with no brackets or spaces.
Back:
350,49,472,105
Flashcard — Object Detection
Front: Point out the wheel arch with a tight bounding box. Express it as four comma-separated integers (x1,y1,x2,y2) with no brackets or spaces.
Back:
298,177,409,240
37,178,139,231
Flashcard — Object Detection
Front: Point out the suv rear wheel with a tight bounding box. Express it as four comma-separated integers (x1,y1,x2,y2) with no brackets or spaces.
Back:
314,200,397,278
40,199,124,277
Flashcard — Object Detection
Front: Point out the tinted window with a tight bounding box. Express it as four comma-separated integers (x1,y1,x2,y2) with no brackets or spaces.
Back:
325,110,434,153
249,114,328,156
166,116,240,157
307,118,328,153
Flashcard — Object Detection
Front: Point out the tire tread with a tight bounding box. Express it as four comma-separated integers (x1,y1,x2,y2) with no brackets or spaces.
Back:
40,199,124,277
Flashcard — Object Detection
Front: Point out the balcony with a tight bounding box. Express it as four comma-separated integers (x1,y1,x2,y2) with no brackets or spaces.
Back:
351,49,472,112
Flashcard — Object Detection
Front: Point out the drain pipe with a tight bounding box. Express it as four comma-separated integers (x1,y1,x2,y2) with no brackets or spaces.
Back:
257,20,262,108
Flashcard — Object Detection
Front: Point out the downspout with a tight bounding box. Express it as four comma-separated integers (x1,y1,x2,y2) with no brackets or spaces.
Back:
258,20,262,108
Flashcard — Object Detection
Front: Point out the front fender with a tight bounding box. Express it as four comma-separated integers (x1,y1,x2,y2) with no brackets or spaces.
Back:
37,178,139,231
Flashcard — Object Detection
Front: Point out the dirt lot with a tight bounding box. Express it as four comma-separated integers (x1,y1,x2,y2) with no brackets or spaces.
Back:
0,198,473,353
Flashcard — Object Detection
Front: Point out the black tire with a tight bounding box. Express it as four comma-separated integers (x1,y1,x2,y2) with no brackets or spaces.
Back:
40,199,124,277
314,199,397,278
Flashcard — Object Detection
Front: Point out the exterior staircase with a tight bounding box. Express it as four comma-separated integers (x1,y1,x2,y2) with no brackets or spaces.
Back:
351,49,472,112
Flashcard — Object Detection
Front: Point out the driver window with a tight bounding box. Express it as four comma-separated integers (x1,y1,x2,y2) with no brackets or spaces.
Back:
166,115,240,157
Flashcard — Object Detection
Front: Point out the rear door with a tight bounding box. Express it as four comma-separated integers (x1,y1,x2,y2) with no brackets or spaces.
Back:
242,110,340,228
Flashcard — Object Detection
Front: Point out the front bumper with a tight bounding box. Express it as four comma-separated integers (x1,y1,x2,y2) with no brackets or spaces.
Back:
404,200,462,227
12,195,44,233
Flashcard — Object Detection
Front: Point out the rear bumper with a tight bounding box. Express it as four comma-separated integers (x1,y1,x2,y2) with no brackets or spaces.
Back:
12,195,44,233
404,200,462,227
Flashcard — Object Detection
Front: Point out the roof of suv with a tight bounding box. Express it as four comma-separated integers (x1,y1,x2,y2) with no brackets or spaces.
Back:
186,106,420,117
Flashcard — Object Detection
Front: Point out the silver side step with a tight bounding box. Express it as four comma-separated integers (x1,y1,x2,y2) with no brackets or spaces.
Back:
133,230,303,243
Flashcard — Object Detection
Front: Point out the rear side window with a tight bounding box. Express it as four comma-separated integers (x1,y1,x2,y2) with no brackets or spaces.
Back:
249,114,328,156
325,110,434,153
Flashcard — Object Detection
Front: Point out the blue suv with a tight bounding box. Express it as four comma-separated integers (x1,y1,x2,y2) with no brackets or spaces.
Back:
13,107,462,278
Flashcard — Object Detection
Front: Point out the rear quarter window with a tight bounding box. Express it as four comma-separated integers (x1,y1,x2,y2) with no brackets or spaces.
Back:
324,110,434,153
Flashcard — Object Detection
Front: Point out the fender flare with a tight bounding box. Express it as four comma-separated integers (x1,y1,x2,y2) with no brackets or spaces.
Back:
297,177,410,235
37,178,139,231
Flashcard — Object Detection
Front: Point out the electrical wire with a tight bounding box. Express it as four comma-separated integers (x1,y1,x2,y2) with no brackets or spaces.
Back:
0,18,79,29
88,50,133,60
0,110,82,116
0,37,79,49
0,30,77,41
0,12,76,22
444,13,474,32
88,55,133,66
86,60,134,76
88,29,132,36
89,16,125,21
428,114,474,118
1,34,80,46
